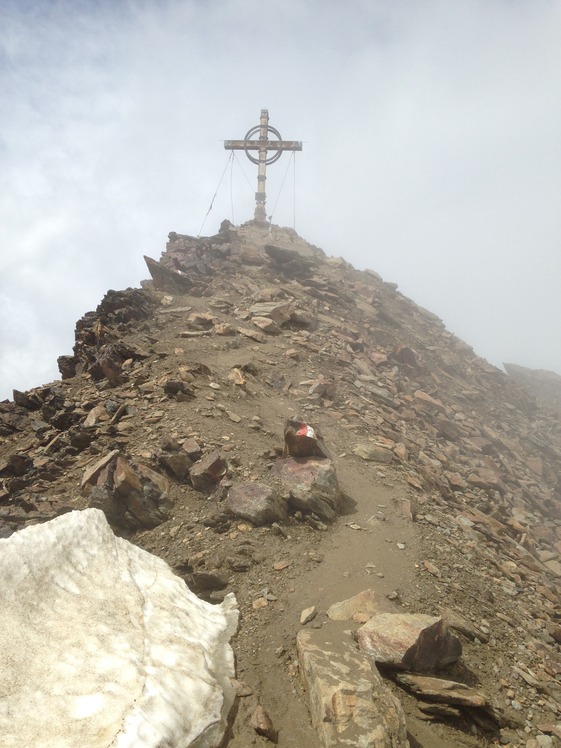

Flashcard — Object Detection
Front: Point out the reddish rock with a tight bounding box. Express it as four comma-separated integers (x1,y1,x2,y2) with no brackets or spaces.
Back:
113,456,142,495
396,673,487,707
357,613,462,672
82,451,170,530
190,450,228,491
283,420,331,459
226,482,287,526
81,450,120,489
271,457,340,522
250,705,277,742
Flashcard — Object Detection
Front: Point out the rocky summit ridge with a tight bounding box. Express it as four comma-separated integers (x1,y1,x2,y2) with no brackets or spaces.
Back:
2,220,561,748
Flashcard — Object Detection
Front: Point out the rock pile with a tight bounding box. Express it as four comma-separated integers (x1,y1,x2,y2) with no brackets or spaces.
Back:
1,219,561,747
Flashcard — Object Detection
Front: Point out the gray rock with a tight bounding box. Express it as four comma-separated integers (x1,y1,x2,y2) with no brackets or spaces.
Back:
354,444,394,464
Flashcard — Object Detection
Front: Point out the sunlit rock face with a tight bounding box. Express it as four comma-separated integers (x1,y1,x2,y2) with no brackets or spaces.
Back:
0,509,238,748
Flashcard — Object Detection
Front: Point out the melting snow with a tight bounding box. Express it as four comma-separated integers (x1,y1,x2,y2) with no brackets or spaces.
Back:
0,508,238,748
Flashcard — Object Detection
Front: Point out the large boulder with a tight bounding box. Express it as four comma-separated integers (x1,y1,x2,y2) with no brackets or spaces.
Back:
0,509,238,748
226,482,288,526
271,457,340,522
81,451,170,530
357,613,462,672
297,628,409,747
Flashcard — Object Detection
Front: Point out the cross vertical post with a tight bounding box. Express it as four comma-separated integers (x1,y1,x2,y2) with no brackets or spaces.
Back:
255,109,269,224
224,109,302,225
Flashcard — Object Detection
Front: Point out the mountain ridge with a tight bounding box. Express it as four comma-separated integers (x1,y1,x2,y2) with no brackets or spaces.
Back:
2,220,561,747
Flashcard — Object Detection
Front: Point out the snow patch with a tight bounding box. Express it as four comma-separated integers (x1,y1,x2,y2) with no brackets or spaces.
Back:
0,508,238,748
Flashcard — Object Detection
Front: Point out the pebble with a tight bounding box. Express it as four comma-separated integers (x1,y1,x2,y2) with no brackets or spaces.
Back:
300,606,317,625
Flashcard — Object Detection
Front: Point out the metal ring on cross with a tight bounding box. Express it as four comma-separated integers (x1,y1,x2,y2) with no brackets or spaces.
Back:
243,124,284,165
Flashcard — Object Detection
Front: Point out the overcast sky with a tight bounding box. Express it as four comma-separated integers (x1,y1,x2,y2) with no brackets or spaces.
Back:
2,0,561,401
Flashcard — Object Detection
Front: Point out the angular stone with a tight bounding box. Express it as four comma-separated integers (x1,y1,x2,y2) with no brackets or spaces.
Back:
250,705,277,742
466,469,506,495
300,606,317,625
185,312,216,330
436,418,463,441
297,628,409,747
144,255,194,292
271,457,340,522
249,300,294,325
182,438,202,461
84,404,109,427
357,613,462,672
113,456,143,495
327,589,398,622
237,327,267,343
353,444,393,464
82,452,170,530
190,450,228,491
396,673,487,707
413,390,446,413
226,482,287,526
81,450,120,489
251,316,282,335
445,471,468,490
440,607,489,643
283,419,332,459
158,452,192,481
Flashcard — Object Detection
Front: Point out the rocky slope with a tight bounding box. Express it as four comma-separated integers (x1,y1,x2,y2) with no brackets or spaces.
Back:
504,364,561,415
2,220,561,747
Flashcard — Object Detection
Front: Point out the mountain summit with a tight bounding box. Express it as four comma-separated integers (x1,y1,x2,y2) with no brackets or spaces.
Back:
2,220,561,747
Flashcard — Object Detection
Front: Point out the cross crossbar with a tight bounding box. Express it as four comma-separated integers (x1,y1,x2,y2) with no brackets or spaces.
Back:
224,140,302,152
224,109,302,224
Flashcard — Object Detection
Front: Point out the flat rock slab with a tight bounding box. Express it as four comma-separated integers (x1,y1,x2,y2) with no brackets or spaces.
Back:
297,628,409,747
0,509,238,748
249,300,294,325
357,613,462,672
271,457,340,522
327,589,399,622
226,482,287,526
251,316,282,335
396,673,487,708
353,444,394,463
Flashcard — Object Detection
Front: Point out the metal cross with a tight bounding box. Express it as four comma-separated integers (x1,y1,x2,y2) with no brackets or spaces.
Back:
224,109,302,224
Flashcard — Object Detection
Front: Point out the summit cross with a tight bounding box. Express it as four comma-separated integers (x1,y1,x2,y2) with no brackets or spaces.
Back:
224,109,302,225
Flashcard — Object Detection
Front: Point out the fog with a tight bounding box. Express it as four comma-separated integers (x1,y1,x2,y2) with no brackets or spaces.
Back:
2,0,561,400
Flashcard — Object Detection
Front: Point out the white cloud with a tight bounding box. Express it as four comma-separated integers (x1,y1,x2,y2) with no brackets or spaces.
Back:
1,0,561,398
